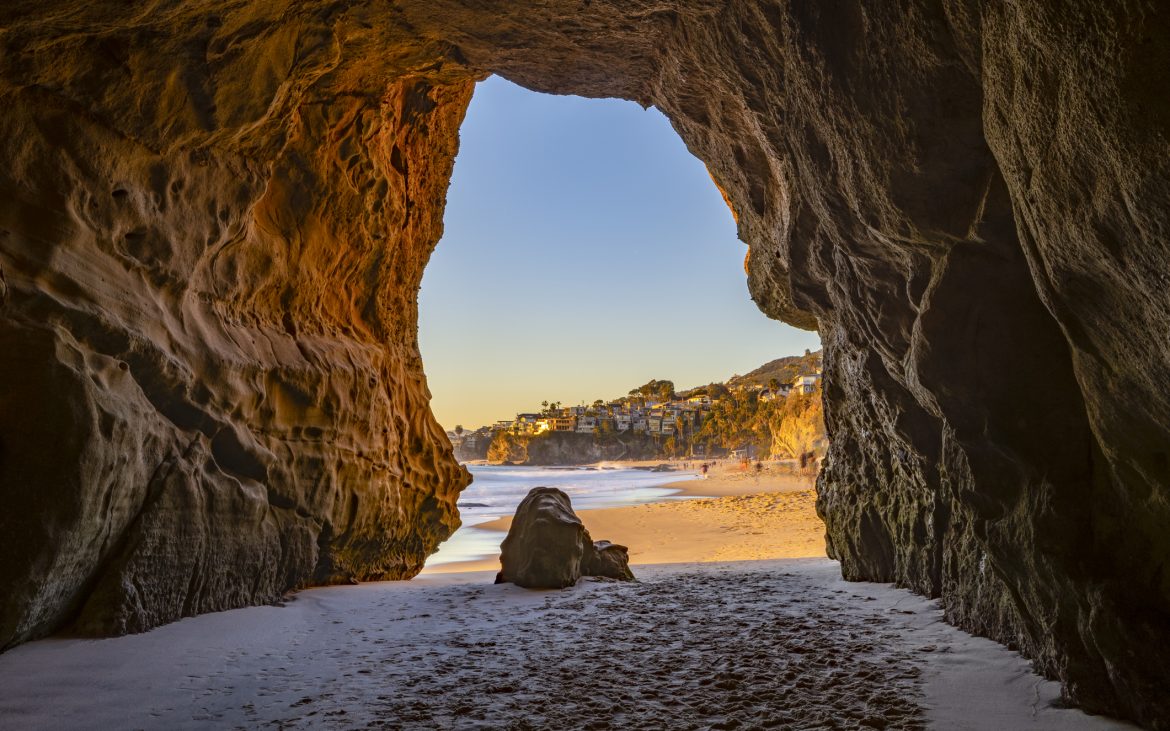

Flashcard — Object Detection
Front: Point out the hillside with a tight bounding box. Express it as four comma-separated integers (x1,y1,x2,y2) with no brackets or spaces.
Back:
725,350,822,390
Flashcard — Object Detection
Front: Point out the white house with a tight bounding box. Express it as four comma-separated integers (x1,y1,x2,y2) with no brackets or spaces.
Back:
791,374,821,395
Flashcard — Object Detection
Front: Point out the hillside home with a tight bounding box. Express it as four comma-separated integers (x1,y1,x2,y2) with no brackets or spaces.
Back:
792,374,821,395
546,416,576,432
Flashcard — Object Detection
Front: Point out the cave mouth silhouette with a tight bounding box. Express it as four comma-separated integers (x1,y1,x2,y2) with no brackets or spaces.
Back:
0,4,1166,727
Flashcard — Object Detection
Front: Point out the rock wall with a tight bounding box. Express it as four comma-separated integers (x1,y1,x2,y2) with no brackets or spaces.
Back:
0,6,473,645
0,1,1167,727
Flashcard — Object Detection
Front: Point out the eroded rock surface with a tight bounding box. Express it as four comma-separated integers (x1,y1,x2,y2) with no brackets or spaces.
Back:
495,487,635,588
0,1,1167,726
496,487,589,589
583,540,636,582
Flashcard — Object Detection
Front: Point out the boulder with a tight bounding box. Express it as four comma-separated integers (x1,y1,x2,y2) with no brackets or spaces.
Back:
583,541,635,581
496,487,589,589
495,487,635,588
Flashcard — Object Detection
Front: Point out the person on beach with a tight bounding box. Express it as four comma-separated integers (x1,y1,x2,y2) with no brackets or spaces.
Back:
701,463,709,478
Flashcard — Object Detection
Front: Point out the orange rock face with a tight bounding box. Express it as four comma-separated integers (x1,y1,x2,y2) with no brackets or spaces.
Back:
1,2,1168,727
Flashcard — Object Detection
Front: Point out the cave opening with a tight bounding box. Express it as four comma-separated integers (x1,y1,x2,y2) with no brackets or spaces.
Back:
416,76,824,571
0,4,1165,726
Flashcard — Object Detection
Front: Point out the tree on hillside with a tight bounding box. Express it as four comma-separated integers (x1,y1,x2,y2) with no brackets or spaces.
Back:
454,425,463,436
657,380,675,401
633,379,675,402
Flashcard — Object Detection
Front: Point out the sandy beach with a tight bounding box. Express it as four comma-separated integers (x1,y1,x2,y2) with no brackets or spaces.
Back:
0,559,1135,730
425,462,824,574
0,464,1137,729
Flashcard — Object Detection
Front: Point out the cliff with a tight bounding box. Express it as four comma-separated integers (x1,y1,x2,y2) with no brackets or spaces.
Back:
487,432,661,466
0,2,1167,727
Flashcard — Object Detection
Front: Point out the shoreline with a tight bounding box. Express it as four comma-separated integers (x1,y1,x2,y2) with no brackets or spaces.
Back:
422,463,823,574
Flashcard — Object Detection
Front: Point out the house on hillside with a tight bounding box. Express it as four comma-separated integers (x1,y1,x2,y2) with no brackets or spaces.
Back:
791,374,821,395
576,415,597,433
760,383,793,401
545,416,576,432
687,394,712,407
509,413,542,434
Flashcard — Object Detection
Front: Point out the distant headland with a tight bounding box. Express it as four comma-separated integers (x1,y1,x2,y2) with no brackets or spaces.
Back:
447,350,826,466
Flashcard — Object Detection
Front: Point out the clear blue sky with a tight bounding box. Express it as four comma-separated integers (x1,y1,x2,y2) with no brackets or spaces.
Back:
418,76,820,429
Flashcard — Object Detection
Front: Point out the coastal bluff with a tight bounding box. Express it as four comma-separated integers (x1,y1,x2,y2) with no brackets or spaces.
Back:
0,2,1168,727
486,431,661,466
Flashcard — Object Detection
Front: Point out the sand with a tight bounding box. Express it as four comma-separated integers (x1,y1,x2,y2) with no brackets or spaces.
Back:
0,466,1133,728
0,559,1136,730
424,463,824,574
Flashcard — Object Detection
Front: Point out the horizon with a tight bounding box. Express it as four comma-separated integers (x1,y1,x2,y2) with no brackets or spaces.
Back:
419,77,821,430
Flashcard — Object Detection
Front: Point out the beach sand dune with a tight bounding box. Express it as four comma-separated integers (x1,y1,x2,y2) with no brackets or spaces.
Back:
0,560,1134,730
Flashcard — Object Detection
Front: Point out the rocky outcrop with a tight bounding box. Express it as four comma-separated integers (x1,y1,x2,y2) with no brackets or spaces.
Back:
0,8,474,646
0,1,1167,726
495,487,634,588
487,431,661,465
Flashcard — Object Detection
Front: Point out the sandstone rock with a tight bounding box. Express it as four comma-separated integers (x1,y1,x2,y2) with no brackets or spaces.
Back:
496,487,588,589
583,540,635,581
496,488,635,587
0,2,1167,727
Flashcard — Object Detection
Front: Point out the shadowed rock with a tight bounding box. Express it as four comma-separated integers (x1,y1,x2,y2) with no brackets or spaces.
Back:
583,540,635,581
495,487,635,588
496,487,588,589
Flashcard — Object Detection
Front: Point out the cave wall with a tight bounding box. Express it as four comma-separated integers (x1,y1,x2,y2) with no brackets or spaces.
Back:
0,3,472,644
0,1,1167,727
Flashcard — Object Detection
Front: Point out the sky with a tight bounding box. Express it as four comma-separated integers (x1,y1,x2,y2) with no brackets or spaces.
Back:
418,76,820,430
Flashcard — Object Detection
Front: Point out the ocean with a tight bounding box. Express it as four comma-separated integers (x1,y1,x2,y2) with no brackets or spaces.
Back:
421,463,699,570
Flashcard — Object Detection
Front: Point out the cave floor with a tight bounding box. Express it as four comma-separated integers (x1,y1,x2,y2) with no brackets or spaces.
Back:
0,559,1136,730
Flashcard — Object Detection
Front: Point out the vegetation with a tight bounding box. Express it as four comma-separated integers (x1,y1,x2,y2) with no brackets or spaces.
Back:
692,385,826,460
725,350,822,391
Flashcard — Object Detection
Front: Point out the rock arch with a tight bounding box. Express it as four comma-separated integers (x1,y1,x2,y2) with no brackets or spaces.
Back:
0,1,1166,726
